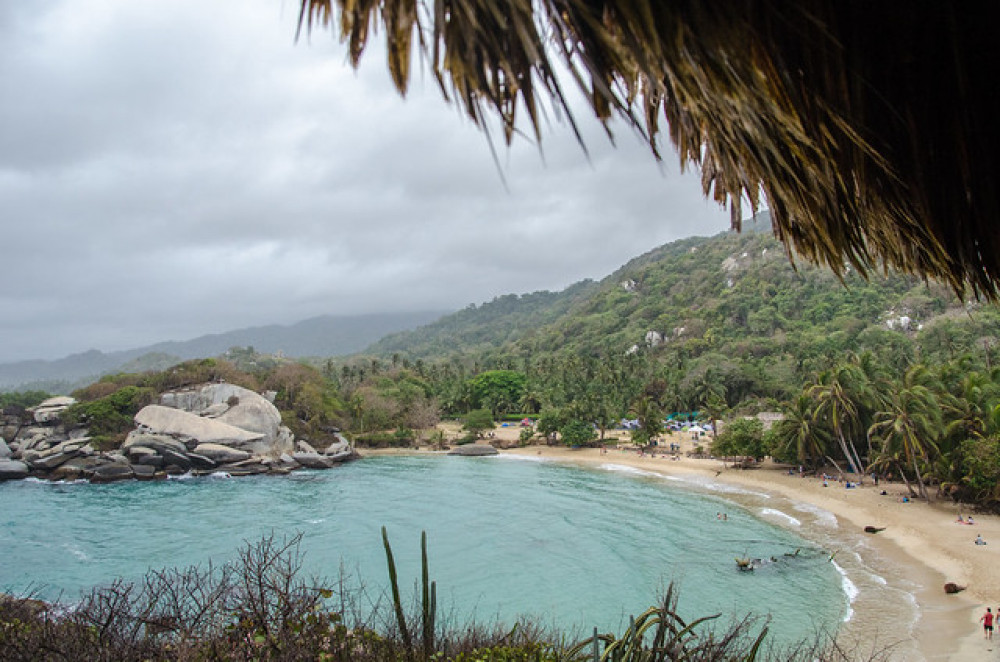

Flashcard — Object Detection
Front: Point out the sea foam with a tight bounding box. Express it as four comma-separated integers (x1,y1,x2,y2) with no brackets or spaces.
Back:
792,502,838,528
832,560,858,622
760,508,801,527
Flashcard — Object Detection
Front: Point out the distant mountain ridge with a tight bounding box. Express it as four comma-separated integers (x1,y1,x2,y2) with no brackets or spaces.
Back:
0,311,448,392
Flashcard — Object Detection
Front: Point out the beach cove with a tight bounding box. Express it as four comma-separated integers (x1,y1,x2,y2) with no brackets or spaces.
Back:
1,430,995,660
2,452,851,649
480,440,997,662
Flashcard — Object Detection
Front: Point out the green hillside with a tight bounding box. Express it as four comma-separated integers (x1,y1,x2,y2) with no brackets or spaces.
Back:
365,280,599,359
361,212,993,395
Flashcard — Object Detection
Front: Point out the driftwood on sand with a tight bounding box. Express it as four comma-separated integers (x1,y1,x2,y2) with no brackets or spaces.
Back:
863,526,886,534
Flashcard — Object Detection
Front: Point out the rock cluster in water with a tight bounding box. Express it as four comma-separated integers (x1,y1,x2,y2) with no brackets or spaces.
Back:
0,385,356,483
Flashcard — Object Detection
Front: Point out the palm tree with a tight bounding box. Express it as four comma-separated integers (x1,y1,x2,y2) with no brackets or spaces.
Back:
808,364,867,476
868,367,943,501
770,393,830,469
629,396,664,447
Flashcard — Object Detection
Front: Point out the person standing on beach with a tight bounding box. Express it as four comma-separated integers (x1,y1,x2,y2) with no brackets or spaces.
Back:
981,607,994,639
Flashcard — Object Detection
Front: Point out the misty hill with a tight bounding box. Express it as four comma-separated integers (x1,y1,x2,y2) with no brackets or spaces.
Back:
365,280,601,358
0,311,447,392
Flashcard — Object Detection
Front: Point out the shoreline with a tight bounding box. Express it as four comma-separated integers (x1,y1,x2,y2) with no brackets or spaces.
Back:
500,444,992,662
366,437,997,661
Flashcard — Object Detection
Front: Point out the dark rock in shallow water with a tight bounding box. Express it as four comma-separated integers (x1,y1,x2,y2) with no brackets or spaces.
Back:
56,456,105,478
134,454,165,468
944,582,966,594
186,453,217,470
0,459,29,480
49,464,84,481
132,464,159,480
160,449,192,471
293,451,335,469
863,526,886,534
91,463,134,483
447,444,499,457
125,446,158,463
216,460,269,476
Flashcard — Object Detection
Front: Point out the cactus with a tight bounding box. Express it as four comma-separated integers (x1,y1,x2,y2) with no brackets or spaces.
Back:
421,530,436,658
381,527,437,660
381,526,412,657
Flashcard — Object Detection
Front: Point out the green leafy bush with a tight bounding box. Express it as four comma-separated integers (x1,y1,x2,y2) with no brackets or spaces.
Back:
0,390,52,411
62,386,156,442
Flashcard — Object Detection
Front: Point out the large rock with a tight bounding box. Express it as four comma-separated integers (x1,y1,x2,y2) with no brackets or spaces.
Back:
122,432,190,456
27,451,76,471
15,428,64,453
158,385,293,456
135,406,264,447
124,446,159,463
0,439,10,459
193,443,251,464
324,436,352,456
297,440,318,454
131,464,159,480
0,459,29,480
447,444,499,457
52,456,106,479
90,463,134,483
292,452,335,469
31,397,76,424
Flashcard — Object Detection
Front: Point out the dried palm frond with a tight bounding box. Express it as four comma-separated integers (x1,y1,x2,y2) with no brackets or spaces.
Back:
297,0,999,299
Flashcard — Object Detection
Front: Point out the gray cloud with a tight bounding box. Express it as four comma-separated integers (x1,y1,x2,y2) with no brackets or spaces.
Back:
0,0,731,363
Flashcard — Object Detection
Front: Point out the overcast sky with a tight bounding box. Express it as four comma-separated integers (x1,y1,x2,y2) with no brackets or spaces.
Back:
0,0,733,363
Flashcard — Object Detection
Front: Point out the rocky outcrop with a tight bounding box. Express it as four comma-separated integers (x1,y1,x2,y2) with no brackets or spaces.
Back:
0,459,29,480
0,383,355,484
159,384,290,456
135,406,265,447
31,396,76,424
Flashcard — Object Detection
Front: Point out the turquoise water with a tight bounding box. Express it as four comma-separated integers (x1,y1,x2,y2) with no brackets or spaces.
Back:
0,455,847,644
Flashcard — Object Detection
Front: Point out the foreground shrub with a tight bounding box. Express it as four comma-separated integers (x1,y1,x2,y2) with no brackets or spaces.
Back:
0,532,892,661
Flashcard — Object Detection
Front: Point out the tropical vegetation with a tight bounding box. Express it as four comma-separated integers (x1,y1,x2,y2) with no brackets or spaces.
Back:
7,221,1000,508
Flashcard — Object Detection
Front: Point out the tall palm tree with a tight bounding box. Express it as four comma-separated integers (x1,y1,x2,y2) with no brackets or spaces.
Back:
808,364,867,476
868,367,943,501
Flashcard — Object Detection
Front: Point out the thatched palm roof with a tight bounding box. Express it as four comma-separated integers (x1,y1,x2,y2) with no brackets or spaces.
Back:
298,1,997,298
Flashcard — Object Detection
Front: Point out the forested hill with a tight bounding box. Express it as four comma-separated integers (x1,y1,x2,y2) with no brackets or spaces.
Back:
361,211,998,386
363,279,600,358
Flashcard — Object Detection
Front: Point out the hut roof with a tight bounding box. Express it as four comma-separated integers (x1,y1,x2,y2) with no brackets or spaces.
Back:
298,1,998,298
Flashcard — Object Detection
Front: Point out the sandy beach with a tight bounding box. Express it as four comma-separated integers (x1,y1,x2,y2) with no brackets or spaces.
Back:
368,424,1000,661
